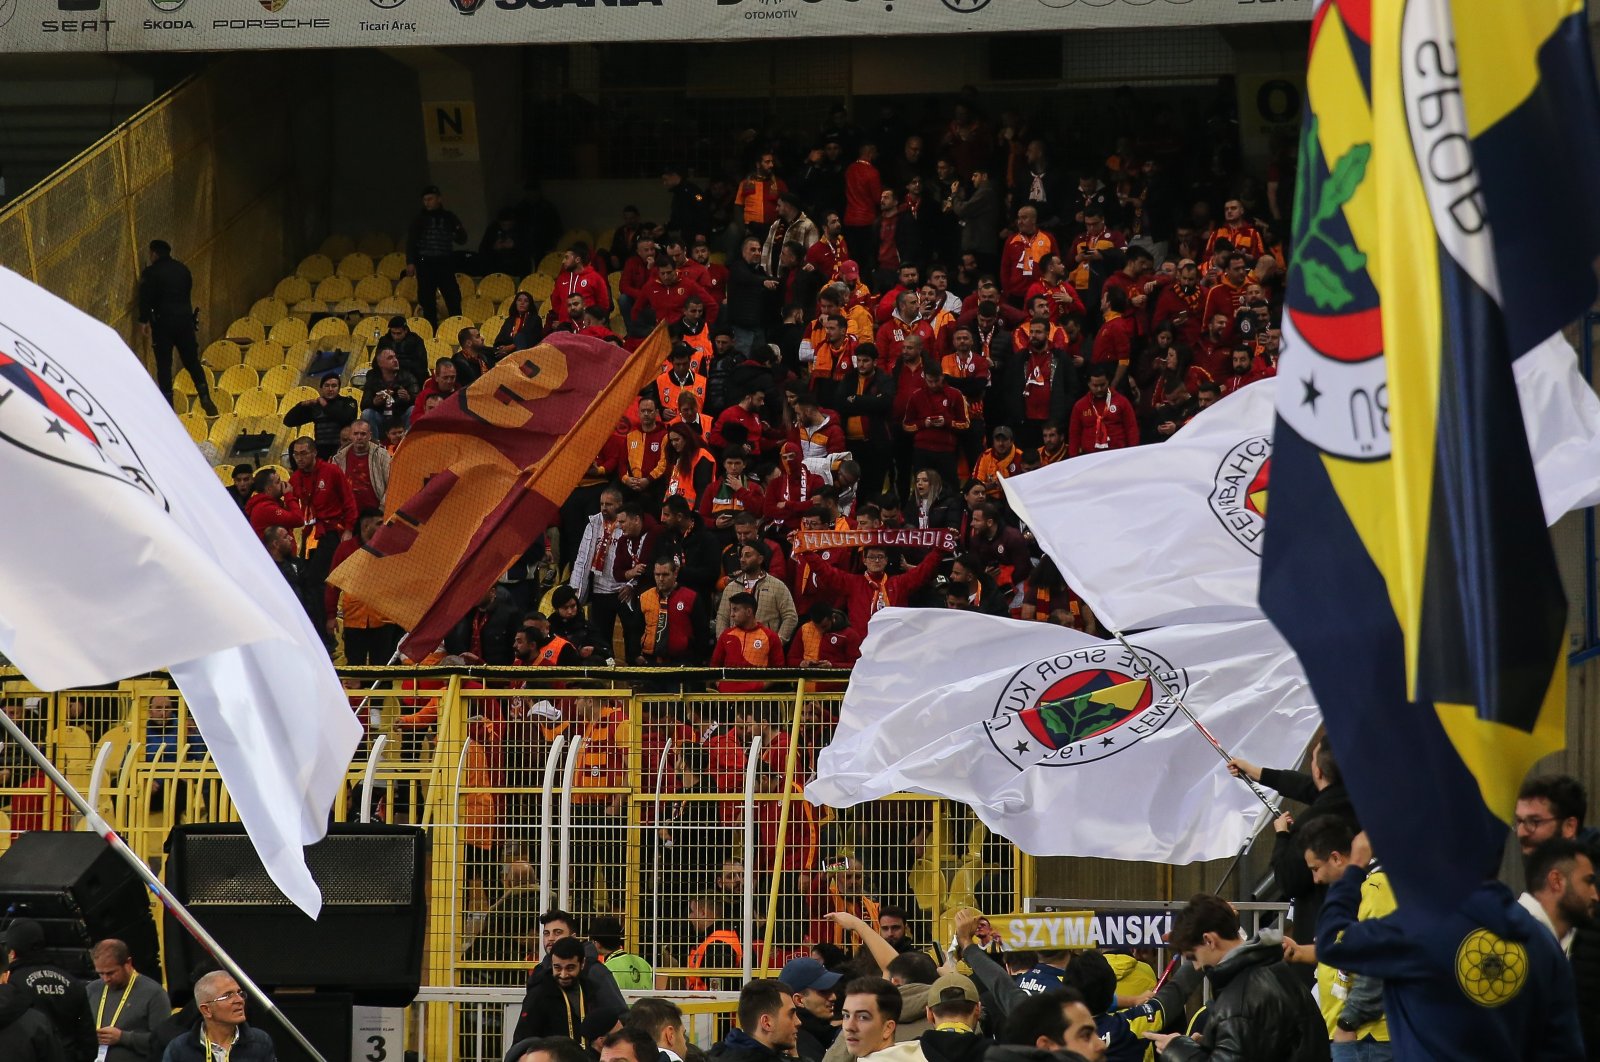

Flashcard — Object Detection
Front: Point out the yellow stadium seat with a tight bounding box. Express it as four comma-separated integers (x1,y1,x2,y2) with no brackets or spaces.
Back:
477,273,516,303
213,464,236,485
709,252,727,267
282,340,314,373
171,391,190,415
234,387,278,418
374,296,411,317
260,365,300,395
558,229,594,252
207,413,241,451
436,315,473,345
244,340,287,372
597,228,616,256
332,298,368,317
319,234,356,259
394,276,418,304
173,368,207,397
481,315,506,344
337,252,375,281
216,365,259,394
354,275,391,304
536,252,562,276
454,272,476,296
224,317,266,344
340,386,361,403
424,338,453,363
519,273,541,293
496,296,517,315
461,296,495,324
314,276,353,303
250,297,289,327
608,272,622,297
525,274,554,303
202,340,243,372
274,275,312,304
179,412,209,443
377,251,408,281
280,386,319,413
211,390,235,415
291,299,326,319
309,317,350,343
296,254,335,282
359,233,397,257
406,317,434,341
353,316,388,345
269,317,308,347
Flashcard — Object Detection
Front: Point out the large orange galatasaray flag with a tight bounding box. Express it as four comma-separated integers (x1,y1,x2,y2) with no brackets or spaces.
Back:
331,328,665,659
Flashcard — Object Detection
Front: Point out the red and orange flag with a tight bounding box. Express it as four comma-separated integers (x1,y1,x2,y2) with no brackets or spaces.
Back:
331,329,665,659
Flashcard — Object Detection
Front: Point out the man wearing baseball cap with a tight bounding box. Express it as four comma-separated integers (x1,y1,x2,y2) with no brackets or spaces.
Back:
589,916,653,992
912,973,989,1062
779,957,842,1061
4,918,96,1061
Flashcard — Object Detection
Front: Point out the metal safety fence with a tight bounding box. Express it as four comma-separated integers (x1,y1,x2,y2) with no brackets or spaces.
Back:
0,667,1031,1060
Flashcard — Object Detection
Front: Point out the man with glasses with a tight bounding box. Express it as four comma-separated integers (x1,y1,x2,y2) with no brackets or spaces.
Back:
1515,774,1591,856
158,971,275,1061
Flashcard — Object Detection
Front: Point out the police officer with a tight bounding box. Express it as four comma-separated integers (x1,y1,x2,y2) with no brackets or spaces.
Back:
137,240,215,416
3,919,95,1062
405,185,467,327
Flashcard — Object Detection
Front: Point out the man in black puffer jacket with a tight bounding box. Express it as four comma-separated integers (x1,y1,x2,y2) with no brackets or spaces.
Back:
0,978,62,1062
1148,894,1328,1062
1228,738,1357,960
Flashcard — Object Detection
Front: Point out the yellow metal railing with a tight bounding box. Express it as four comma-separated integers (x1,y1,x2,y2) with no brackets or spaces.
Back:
0,668,1029,1059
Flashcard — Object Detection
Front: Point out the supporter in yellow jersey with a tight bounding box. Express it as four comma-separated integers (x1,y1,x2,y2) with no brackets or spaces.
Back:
1299,817,1395,1060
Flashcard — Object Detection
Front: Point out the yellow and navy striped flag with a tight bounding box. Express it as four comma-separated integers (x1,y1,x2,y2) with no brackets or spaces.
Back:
1260,0,1600,911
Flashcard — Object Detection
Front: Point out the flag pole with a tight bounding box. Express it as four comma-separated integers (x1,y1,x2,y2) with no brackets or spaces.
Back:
1110,629,1279,815
0,710,329,1062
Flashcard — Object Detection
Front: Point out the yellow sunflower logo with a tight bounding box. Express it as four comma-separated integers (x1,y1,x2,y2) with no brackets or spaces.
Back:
1454,929,1528,1008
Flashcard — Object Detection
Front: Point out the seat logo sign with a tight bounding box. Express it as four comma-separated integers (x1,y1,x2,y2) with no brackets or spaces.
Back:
985,643,1186,770
0,325,168,512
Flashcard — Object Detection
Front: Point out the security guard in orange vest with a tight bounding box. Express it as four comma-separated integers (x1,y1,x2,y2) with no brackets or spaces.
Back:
655,344,708,424
513,617,580,667
685,894,744,991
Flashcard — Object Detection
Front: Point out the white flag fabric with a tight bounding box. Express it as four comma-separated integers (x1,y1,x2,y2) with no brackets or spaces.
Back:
807,609,1320,864
0,268,360,917
1004,334,1600,632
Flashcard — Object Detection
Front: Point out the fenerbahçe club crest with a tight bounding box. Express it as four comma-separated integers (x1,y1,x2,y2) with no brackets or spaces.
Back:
0,320,169,512
984,644,1188,771
1209,435,1270,555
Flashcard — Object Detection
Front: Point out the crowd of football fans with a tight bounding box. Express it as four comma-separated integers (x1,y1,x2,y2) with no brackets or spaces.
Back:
234,95,1287,671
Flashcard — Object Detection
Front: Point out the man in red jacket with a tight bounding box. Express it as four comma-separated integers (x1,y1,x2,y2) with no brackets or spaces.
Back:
288,436,358,639
1092,286,1138,392
808,544,944,636
842,143,882,277
902,362,969,489
639,260,716,328
1068,365,1139,456
552,242,611,324
244,467,304,538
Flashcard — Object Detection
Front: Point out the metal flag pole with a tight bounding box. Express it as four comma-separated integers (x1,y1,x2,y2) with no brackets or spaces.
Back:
0,709,329,1062
1110,629,1279,815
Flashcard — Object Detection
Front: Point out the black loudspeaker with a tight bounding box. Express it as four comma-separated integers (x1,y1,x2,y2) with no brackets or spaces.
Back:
164,824,428,1006
258,992,354,1062
0,832,159,979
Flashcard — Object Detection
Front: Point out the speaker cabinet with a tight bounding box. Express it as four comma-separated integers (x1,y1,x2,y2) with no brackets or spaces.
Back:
163,824,427,1006
0,832,159,978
